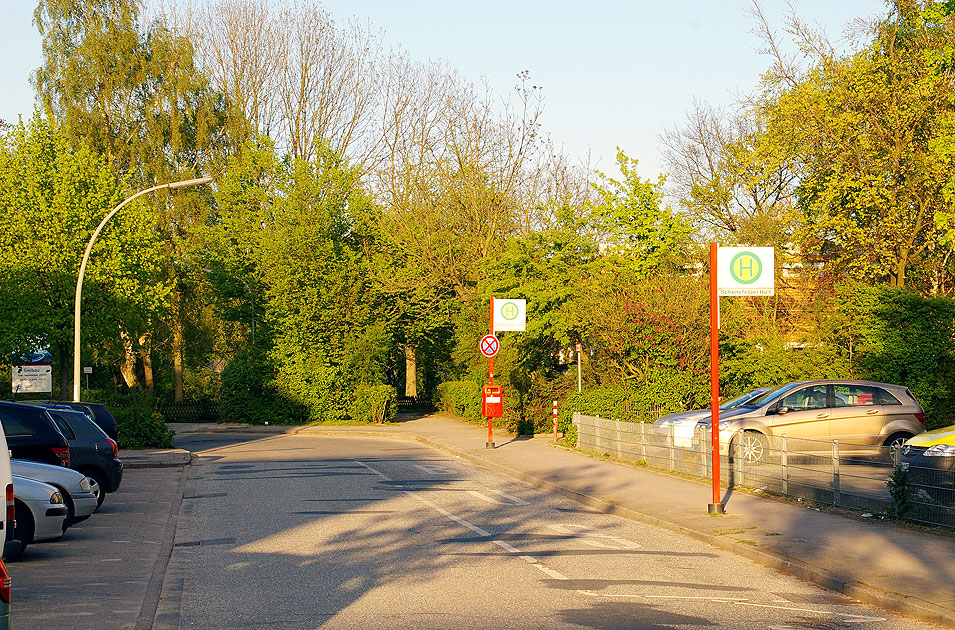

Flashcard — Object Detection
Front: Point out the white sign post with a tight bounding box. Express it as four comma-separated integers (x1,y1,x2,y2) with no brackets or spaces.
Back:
717,247,775,296
708,244,776,516
493,299,526,332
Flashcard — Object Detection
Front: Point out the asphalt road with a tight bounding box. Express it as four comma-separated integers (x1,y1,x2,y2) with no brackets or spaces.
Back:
158,433,943,630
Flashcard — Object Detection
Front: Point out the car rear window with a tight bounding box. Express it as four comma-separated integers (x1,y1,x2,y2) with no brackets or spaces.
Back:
874,388,902,406
0,412,34,437
50,414,77,440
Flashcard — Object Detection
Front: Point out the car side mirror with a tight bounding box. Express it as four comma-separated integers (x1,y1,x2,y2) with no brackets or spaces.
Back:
776,406,789,415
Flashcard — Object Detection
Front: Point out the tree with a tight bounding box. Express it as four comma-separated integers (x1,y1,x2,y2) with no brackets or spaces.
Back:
0,115,170,395
756,0,955,288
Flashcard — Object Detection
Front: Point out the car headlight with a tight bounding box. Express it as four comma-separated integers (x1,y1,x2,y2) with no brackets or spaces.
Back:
50,491,64,505
923,444,955,457
718,421,736,431
79,478,92,492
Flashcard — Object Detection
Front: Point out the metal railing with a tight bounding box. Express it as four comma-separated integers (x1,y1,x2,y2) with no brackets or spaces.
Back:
573,413,955,528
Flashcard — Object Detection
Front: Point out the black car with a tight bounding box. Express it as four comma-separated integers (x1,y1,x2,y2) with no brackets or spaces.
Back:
0,402,70,467
20,400,119,441
44,407,123,508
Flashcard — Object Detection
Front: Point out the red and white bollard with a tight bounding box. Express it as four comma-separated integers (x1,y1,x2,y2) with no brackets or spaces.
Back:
553,400,558,441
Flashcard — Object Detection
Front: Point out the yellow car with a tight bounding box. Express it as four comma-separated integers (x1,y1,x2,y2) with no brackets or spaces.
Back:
901,426,955,505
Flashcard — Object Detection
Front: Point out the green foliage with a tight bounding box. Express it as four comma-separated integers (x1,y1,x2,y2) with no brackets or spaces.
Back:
886,464,913,517
113,404,174,450
434,381,483,423
349,384,398,424
219,350,305,425
831,282,955,428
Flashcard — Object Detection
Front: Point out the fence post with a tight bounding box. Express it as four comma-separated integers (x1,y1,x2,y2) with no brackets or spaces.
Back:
668,424,676,472
615,418,623,458
734,434,742,487
780,435,789,497
832,440,841,506
699,425,707,477
639,422,647,463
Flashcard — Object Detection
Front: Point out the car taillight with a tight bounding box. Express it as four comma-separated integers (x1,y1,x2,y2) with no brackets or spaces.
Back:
0,559,10,604
5,484,13,525
107,437,119,459
915,413,926,425
53,446,70,466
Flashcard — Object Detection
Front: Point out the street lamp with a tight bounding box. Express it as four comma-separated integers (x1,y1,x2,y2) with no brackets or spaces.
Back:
72,177,214,402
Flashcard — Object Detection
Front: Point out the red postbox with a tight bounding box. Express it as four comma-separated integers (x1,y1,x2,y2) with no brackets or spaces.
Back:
482,386,503,418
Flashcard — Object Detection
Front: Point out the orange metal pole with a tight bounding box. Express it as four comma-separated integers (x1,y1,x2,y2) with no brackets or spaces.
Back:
709,243,724,514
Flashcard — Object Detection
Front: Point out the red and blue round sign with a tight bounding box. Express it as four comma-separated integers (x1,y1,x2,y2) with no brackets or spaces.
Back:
479,334,500,358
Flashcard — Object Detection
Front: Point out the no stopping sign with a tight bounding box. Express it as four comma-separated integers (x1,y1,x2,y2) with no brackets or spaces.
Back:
480,334,499,358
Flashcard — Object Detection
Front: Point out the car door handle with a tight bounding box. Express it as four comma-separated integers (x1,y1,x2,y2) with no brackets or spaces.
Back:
865,409,879,415
816,412,830,419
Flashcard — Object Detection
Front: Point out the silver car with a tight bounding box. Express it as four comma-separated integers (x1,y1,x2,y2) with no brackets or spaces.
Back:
697,380,927,462
11,459,97,529
8,475,68,558
654,389,771,447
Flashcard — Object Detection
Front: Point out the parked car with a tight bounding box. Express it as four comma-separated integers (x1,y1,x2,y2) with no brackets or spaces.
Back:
19,400,118,441
901,425,955,505
0,401,70,467
696,380,927,463
653,388,771,447
0,558,9,628
53,401,118,441
0,425,15,561
11,460,97,529
42,406,123,509
8,475,68,559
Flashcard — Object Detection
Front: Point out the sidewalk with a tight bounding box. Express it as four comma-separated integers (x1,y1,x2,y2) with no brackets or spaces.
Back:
155,415,955,627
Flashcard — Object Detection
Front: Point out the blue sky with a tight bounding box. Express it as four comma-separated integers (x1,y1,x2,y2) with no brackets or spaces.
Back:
1,1,886,178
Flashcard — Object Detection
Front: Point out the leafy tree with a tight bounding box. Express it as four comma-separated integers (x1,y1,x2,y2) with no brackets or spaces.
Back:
759,0,955,288
0,115,170,395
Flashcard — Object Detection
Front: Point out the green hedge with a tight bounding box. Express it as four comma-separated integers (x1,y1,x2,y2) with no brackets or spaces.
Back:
113,404,175,449
434,380,483,422
350,384,398,423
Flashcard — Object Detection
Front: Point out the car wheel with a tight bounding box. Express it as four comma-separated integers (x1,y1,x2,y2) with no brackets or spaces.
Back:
733,431,769,464
884,432,913,455
85,472,107,510
9,500,34,559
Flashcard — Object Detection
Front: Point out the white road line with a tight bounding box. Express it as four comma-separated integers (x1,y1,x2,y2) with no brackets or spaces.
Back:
355,459,568,581
467,490,504,504
491,489,529,505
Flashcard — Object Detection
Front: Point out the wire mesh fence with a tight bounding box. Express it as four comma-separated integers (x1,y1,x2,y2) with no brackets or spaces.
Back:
573,413,955,529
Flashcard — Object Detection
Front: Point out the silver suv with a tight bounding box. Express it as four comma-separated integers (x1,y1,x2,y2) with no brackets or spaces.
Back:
697,380,927,462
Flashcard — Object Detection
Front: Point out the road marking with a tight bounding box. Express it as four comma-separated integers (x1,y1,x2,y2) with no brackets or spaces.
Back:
354,459,568,581
467,490,504,504
491,489,529,505
548,524,642,549
413,464,455,475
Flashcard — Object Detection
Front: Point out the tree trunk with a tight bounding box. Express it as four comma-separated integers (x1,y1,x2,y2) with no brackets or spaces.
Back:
139,333,154,391
172,295,185,402
58,341,71,400
404,345,417,398
119,330,140,389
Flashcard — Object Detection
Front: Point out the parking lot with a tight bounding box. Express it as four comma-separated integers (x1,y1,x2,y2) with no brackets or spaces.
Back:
9,465,185,629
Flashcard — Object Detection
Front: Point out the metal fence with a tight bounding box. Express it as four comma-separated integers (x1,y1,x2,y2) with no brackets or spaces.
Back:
573,413,955,529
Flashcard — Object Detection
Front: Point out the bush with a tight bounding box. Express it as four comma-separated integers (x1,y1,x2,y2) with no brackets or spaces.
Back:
434,380,482,422
113,404,174,449
220,350,306,425
350,384,398,423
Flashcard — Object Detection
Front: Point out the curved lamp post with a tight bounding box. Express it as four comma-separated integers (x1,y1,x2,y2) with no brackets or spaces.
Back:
72,177,214,402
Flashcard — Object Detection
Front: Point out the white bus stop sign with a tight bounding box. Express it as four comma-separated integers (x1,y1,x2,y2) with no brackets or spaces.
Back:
717,247,775,296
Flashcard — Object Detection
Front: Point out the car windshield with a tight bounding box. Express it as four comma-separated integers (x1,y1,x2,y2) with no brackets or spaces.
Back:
721,389,768,409
736,383,800,408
